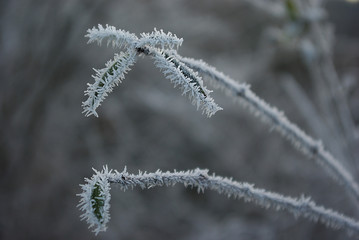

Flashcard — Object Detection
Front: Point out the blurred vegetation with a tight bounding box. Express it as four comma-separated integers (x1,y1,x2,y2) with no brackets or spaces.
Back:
0,0,358,239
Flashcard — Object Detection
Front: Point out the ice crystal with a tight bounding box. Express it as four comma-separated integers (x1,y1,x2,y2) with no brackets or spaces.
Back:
137,28,183,49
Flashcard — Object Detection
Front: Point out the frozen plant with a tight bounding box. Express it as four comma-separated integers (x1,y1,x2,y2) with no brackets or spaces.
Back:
78,166,359,235
79,25,359,236
82,24,221,118
82,25,359,200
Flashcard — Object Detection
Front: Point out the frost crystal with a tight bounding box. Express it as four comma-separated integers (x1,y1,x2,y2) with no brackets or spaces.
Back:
86,24,138,49
138,28,183,49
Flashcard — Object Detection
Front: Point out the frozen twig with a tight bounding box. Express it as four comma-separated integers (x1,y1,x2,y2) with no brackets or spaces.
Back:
176,54,359,201
78,166,359,236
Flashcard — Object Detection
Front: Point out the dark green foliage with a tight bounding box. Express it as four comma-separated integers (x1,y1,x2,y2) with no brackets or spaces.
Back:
91,183,105,223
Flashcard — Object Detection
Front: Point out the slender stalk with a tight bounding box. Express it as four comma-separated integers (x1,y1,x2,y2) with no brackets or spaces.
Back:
104,167,359,236
176,55,359,202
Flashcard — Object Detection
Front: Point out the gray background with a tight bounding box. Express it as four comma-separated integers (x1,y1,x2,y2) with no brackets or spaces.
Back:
1,0,359,239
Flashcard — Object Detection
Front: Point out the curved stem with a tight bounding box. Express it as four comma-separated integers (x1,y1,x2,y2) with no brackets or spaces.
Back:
107,167,359,236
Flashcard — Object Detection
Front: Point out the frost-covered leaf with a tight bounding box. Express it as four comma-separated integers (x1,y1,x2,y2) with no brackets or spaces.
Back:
85,24,138,48
82,49,136,117
152,49,222,117
77,166,112,235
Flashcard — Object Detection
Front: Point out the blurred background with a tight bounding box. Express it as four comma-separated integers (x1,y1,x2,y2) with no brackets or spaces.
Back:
1,0,359,239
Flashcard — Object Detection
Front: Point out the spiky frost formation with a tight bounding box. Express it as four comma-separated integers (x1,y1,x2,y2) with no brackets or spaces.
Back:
79,166,359,236
77,166,112,235
152,49,222,117
137,28,183,49
82,50,137,117
85,24,138,48
84,25,221,118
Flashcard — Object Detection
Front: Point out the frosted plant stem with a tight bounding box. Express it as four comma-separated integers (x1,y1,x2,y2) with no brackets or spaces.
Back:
79,166,359,236
84,25,221,117
176,55,359,202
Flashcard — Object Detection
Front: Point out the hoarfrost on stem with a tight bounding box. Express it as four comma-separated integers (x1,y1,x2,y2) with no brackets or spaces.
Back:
78,166,359,236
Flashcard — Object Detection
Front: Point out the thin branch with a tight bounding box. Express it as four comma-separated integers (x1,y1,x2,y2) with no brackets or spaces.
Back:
78,166,359,236
176,54,359,202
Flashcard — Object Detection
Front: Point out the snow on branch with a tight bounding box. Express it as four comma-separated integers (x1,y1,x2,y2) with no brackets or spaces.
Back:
78,166,359,236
